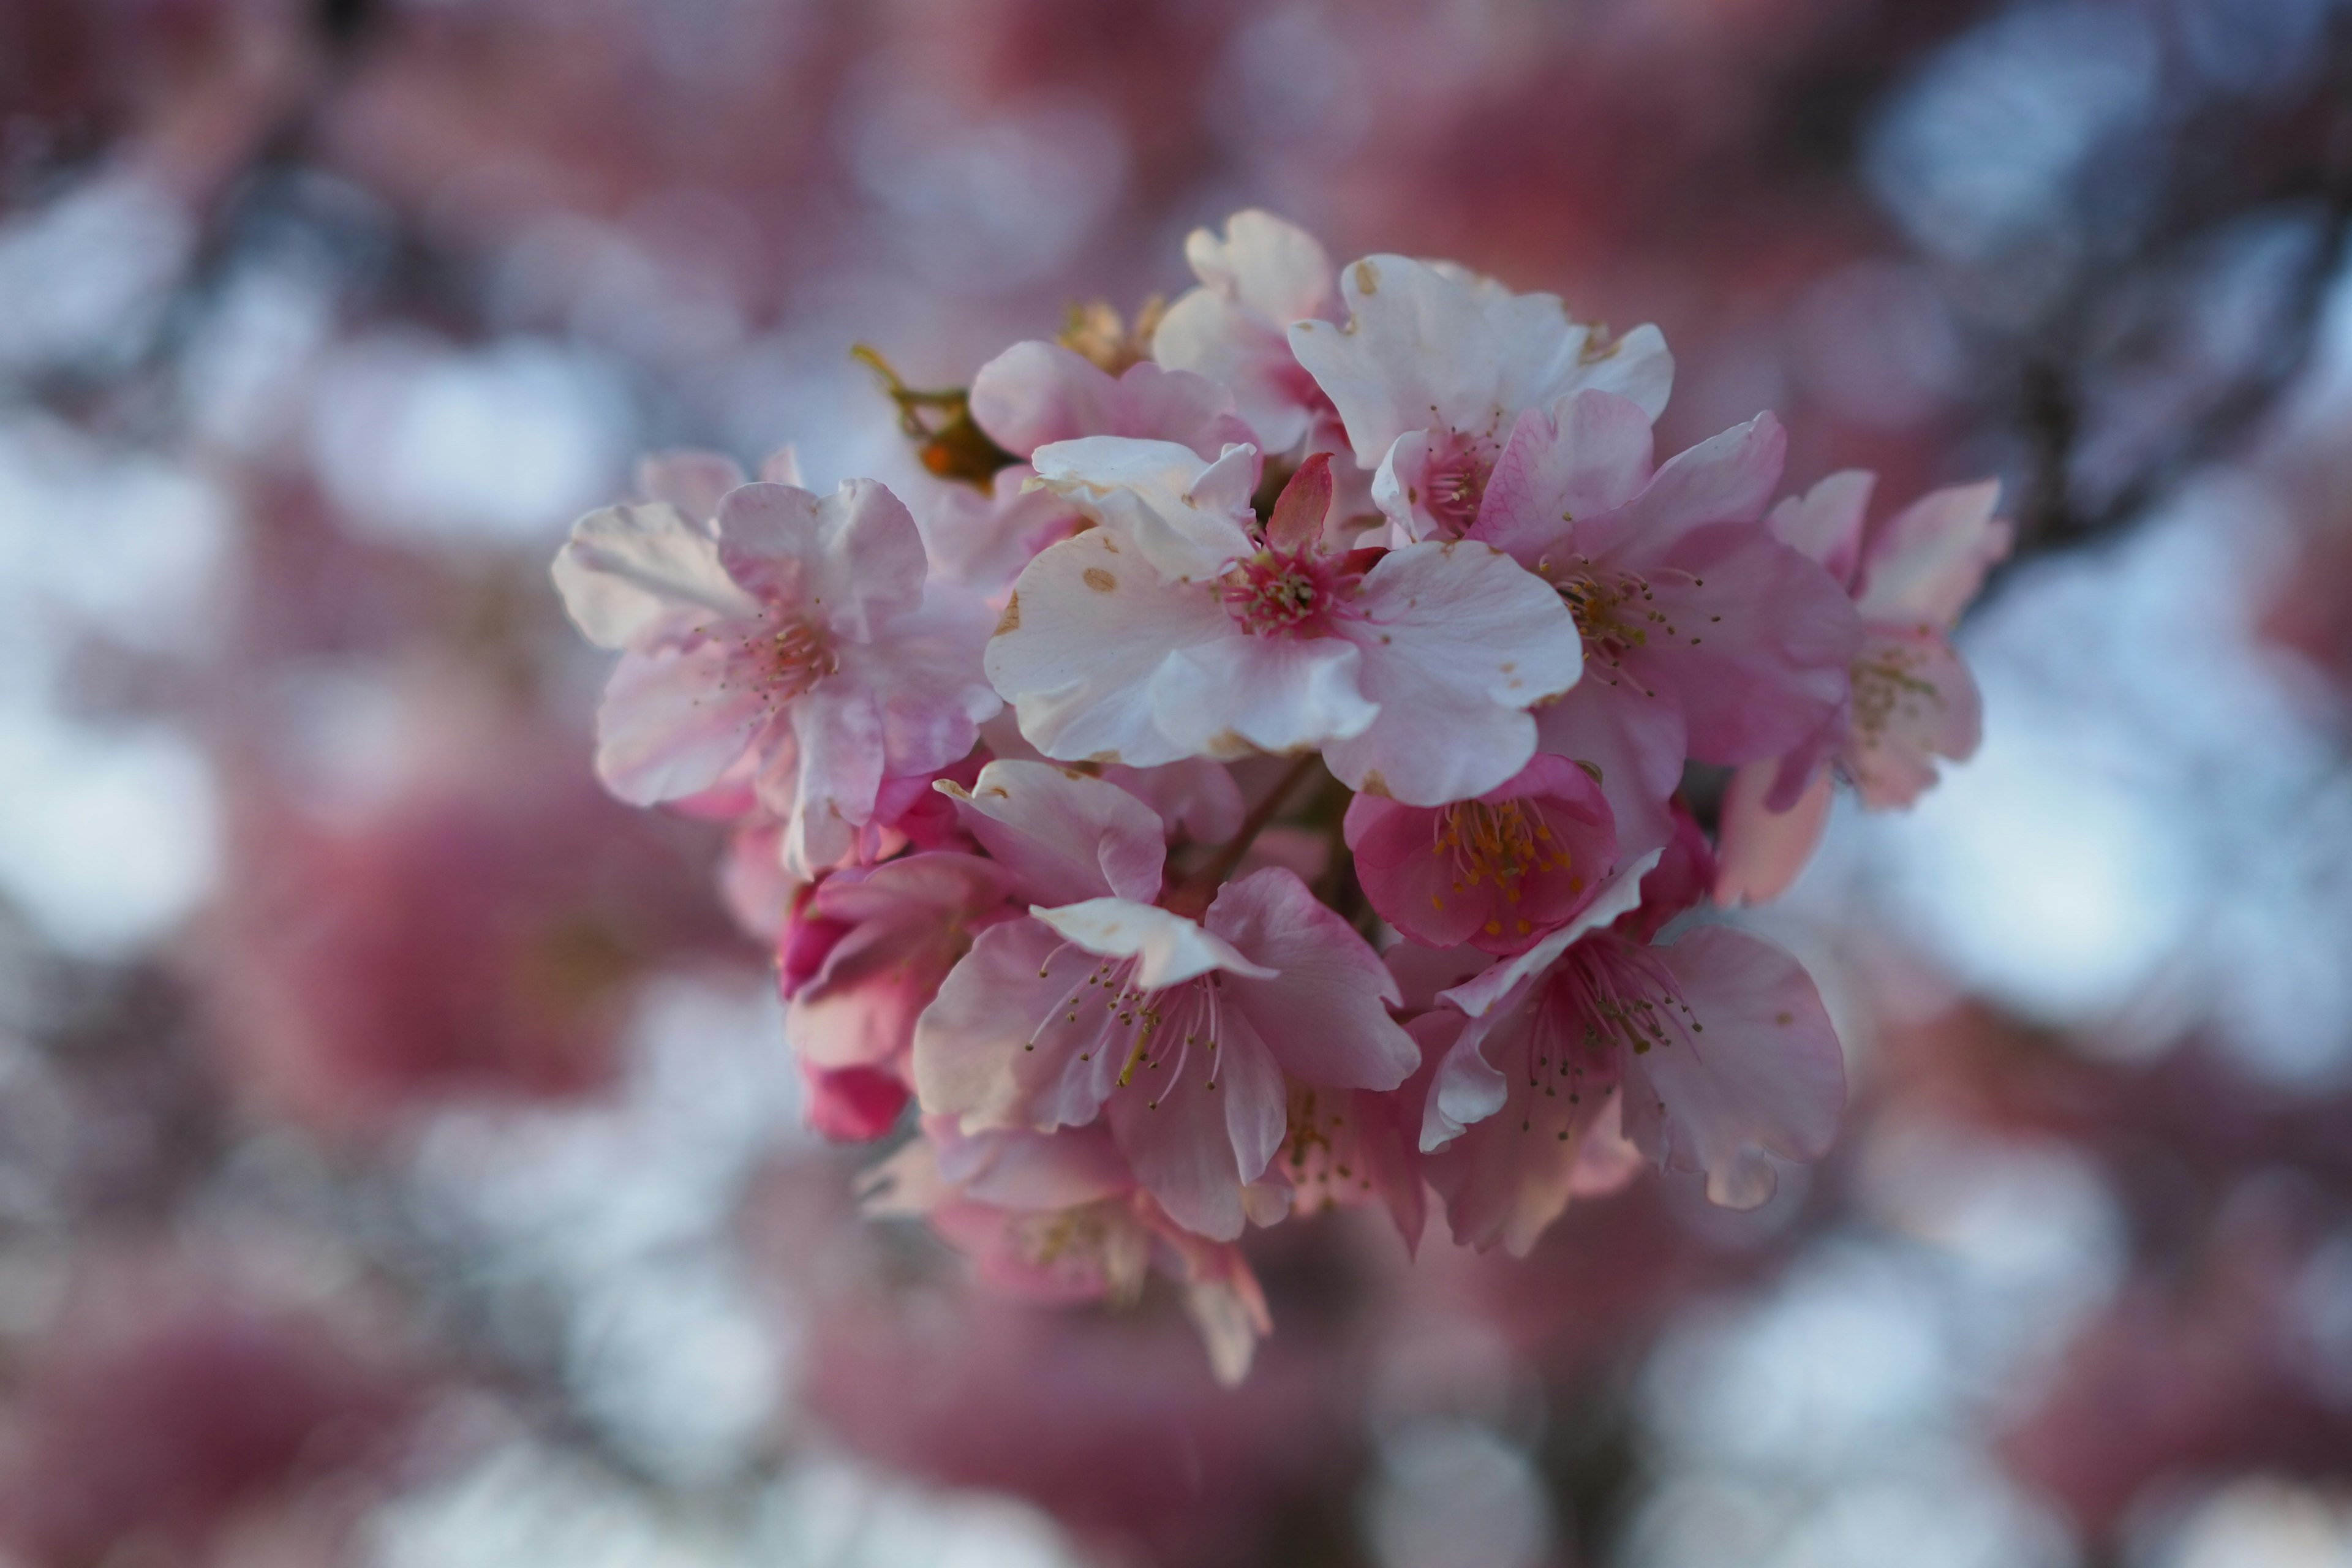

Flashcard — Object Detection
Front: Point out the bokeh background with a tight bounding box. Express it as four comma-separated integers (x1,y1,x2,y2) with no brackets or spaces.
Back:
4,1,2352,1564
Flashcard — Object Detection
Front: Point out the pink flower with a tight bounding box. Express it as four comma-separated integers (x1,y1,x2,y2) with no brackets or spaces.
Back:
781,850,1017,1143
1289,254,1673,543
1420,855,1845,1252
1151,209,1342,454
1715,473,2012,903
1468,390,1861,856
1344,753,1618,954
864,1119,1273,1384
988,442,1585,805
912,760,1420,1241
553,473,1000,875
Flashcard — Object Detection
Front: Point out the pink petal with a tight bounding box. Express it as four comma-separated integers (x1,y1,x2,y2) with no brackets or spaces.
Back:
970,340,1249,460
1027,437,1259,582
800,1063,910,1142
1714,761,1833,906
771,683,886,878
929,1118,1135,1210
1532,674,1688,860
1419,1006,1618,1256
553,501,760,650
939,758,1167,905
914,918,1121,1134
1033,898,1275,989
1766,469,1874,588
1856,479,2010,629
1580,411,1787,562
1149,631,1378,759
1329,541,1584,805
716,479,929,640
1104,1007,1283,1241
1204,867,1419,1090
984,530,1234,768
1622,521,1860,766
592,645,766,805
1103,758,1246,843
1622,925,1845,1210
1471,390,1657,566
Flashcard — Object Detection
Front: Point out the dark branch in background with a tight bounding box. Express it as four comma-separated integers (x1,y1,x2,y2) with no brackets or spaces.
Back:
2007,13,2352,562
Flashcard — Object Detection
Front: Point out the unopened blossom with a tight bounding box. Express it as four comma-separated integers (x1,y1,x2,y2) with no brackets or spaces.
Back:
553,472,1000,875
1152,208,1343,456
1715,472,2011,903
913,760,1419,1240
782,851,1016,1141
1420,852,1845,1252
1290,254,1673,544
988,441,1585,805
864,1118,1272,1383
1345,752,1617,954
1468,389,1860,855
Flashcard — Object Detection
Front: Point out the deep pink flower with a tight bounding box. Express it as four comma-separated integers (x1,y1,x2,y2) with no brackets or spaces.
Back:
780,850,1017,1142
1345,753,1618,954
1290,254,1673,543
989,440,1585,804
554,473,1000,874
1468,389,1860,856
912,760,1419,1240
1716,473,2012,903
1419,856,1845,1252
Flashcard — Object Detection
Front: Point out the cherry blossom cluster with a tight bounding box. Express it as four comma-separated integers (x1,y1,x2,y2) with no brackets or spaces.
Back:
552,211,2011,1382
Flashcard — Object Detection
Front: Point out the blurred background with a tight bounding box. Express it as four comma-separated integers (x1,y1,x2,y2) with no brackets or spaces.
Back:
4,1,2352,1564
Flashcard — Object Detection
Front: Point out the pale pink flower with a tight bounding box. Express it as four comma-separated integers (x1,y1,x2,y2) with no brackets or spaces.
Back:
989,442,1585,804
864,1119,1273,1384
553,473,1000,875
1289,254,1673,543
924,339,1254,598
1420,854,1845,1252
1715,473,2011,903
1344,753,1617,955
1152,209,1342,455
1468,390,1861,856
913,760,1419,1241
781,851,1017,1142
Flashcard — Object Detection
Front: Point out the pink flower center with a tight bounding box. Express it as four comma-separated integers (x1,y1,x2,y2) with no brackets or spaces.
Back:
1512,935,1700,1134
1432,797,1580,941
741,615,837,709
1423,428,1496,536
1218,549,1357,638
1029,951,1231,1109
1539,555,1713,692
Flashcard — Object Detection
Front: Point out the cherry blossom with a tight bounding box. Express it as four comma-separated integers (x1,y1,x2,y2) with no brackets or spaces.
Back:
988,442,1585,804
553,473,1000,875
1715,473,2012,903
1420,852,1845,1251
913,761,1419,1240
1346,752,1618,955
1468,390,1861,855
1290,254,1673,544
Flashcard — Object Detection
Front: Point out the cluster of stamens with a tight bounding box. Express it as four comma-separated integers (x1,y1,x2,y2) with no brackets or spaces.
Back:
1849,642,1942,750
1281,1085,1369,1193
1540,551,1720,693
1430,797,1578,938
1028,951,1228,1107
1422,428,1498,535
1510,937,1702,1137
1218,548,1354,638
731,615,838,711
